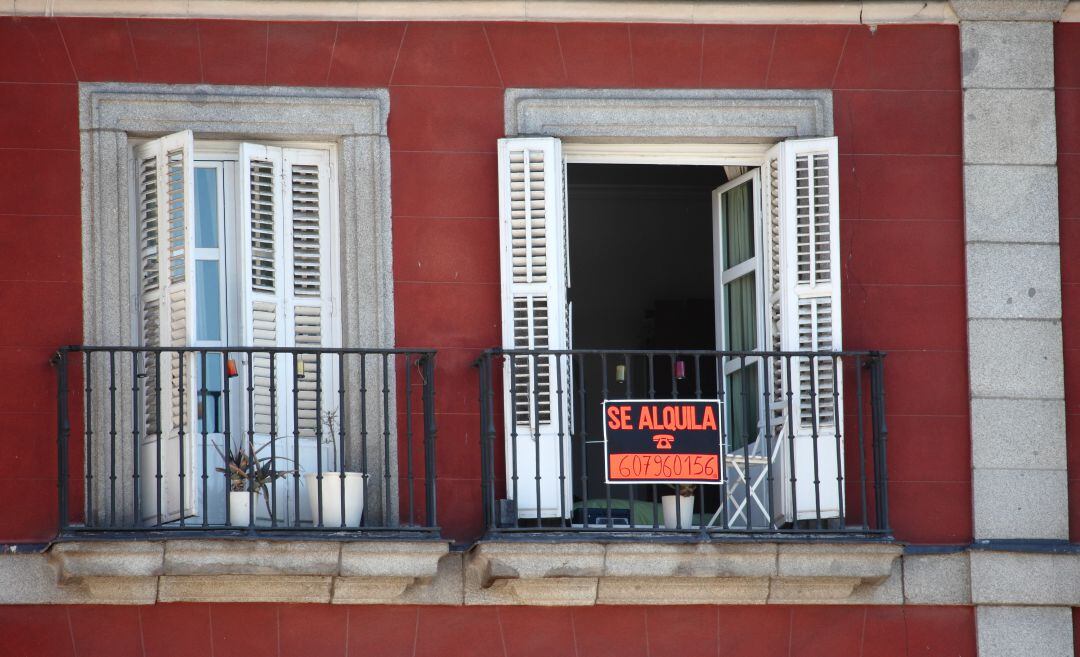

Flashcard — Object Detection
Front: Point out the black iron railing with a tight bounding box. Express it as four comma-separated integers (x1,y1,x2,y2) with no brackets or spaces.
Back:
55,345,437,536
476,348,888,538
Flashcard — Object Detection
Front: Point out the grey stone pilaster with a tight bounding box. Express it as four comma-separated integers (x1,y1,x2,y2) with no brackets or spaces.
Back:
955,3,1074,656
958,6,1068,543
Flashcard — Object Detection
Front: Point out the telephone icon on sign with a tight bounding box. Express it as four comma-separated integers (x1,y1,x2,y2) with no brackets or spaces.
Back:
652,434,675,450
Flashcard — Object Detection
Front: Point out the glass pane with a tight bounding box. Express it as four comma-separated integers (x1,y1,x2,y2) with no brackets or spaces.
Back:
722,180,754,268
727,365,760,452
196,352,224,434
194,167,218,249
724,273,756,351
195,259,221,341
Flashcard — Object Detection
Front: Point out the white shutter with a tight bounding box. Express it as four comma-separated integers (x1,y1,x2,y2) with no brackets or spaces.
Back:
136,130,197,523
239,143,286,440
497,137,572,519
239,144,339,522
282,147,338,439
768,136,844,523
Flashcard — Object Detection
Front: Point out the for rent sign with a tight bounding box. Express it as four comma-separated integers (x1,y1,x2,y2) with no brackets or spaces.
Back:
603,399,724,485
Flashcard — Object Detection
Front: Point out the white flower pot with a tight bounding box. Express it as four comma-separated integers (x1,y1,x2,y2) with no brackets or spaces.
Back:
661,494,695,529
228,491,252,527
305,472,364,527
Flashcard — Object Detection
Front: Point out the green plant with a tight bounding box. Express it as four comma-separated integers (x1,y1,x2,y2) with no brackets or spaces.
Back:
668,484,697,497
215,439,294,515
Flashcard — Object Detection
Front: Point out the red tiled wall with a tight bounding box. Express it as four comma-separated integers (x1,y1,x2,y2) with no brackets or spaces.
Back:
0,603,976,657
1057,23,1080,541
0,18,968,544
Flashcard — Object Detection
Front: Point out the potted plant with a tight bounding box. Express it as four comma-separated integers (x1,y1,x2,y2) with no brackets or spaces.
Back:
661,484,696,529
303,408,365,527
215,439,294,527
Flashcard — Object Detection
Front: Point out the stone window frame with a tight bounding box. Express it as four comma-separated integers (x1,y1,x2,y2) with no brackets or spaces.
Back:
78,83,397,526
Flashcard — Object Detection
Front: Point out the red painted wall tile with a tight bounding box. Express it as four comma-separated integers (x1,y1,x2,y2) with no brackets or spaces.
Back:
0,606,75,657
196,20,268,85
280,604,347,657
629,24,703,88
129,19,202,83
392,217,499,284
573,606,649,657
834,25,960,91
834,90,962,155
485,23,567,88
841,284,967,351
326,23,404,87
889,481,972,543
56,18,138,81
791,606,865,657
716,606,791,657
266,22,337,86
415,606,503,657
346,606,418,657
140,604,213,657
841,220,965,285
700,25,774,88
498,606,576,657
768,26,849,89
0,18,75,82
0,149,80,216
391,23,501,87
1056,23,1080,89
558,23,634,87
905,606,977,656
392,152,498,218
0,215,81,283
388,86,503,153
839,155,963,221
0,84,78,150
645,606,719,657
69,606,143,657
210,604,278,656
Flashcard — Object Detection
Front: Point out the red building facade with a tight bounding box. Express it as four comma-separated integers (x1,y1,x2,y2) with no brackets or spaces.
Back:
0,1,1076,655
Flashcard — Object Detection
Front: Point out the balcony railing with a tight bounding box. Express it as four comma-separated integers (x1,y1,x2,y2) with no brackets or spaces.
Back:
476,348,889,538
55,345,437,536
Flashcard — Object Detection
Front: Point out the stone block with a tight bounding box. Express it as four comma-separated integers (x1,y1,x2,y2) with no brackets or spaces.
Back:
903,552,971,604
596,577,769,605
0,555,157,604
976,606,1073,657
950,0,1068,21
970,398,1066,470
163,540,339,575
963,89,1056,165
967,319,1064,399
966,243,1061,320
603,542,775,578
775,543,901,582
331,577,415,604
767,577,862,603
964,165,1058,243
961,22,1054,89
49,541,164,580
467,577,599,606
973,468,1069,540
339,540,448,578
971,551,1080,605
158,575,332,603
467,542,605,585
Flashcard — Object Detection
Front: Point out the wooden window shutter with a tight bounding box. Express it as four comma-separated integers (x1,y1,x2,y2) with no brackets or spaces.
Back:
497,137,572,519
134,130,197,523
767,136,844,522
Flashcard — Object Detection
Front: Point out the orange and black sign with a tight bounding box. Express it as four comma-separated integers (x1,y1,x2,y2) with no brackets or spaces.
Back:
603,399,724,485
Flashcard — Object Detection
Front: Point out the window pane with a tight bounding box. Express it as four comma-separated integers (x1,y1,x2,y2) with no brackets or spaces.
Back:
194,167,218,248
195,259,221,341
727,366,760,451
724,273,756,352
196,352,224,434
722,180,754,268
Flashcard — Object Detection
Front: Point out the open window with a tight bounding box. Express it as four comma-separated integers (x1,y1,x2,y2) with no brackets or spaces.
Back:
495,136,843,529
133,131,341,526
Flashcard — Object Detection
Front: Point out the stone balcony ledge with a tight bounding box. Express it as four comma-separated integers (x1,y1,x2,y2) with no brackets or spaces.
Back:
38,539,454,604
464,540,903,605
